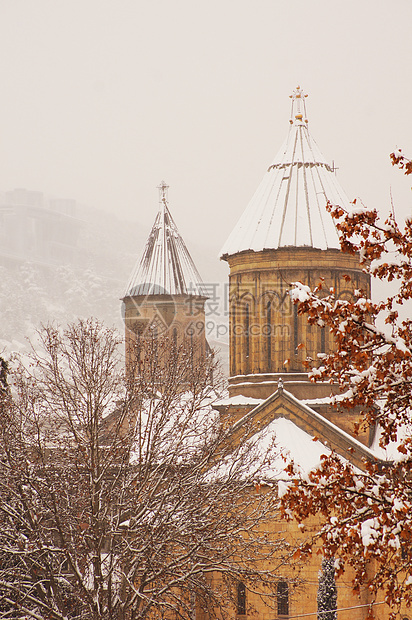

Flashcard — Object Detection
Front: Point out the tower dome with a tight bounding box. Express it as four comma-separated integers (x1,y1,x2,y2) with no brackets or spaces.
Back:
221,86,349,258
126,181,206,298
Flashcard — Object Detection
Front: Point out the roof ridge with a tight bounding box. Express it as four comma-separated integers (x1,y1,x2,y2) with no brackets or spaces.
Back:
226,387,381,470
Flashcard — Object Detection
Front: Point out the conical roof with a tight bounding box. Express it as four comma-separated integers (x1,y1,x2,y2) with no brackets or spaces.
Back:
126,183,207,297
220,87,350,259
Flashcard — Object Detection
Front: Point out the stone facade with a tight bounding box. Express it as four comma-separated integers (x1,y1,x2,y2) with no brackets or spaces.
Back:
214,242,389,618
227,246,370,380
123,92,403,619
223,246,372,445
122,292,208,371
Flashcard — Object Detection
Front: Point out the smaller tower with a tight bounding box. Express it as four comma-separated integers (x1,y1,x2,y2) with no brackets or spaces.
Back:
122,183,208,371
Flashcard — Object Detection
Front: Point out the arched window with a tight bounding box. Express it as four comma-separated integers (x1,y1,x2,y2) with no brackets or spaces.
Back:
237,581,246,615
245,303,250,359
293,304,298,355
267,300,272,370
277,580,289,616
231,302,237,375
320,326,326,354
172,327,178,348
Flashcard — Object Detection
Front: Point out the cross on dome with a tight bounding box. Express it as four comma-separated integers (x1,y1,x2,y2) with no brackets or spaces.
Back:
157,180,169,204
289,85,308,123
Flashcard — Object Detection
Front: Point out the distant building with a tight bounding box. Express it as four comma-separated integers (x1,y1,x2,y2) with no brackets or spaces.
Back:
0,188,81,267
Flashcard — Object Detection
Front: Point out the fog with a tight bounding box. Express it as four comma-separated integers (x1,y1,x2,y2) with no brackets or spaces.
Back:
0,0,411,358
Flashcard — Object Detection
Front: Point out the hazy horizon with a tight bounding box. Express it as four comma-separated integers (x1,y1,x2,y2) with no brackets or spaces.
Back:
0,0,411,288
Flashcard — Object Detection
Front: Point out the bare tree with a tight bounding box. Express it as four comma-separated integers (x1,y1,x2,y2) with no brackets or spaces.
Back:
0,319,291,620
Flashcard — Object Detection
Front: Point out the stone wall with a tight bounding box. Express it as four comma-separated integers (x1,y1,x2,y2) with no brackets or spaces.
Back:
226,247,370,380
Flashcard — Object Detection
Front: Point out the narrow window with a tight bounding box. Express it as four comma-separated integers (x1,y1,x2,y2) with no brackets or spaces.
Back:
231,302,237,375
245,304,250,359
401,545,408,560
173,327,178,348
237,581,246,615
267,300,272,370
151,326,158,353
293,304,298,355
277,580,289,616
320,326,326,354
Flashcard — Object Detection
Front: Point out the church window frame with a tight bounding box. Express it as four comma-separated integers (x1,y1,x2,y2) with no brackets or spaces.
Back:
293,304,298,356
277,580,289,617
267,299,272,371
320,325,326,354
237,581,246,615
245,303,250,360
231,300,237,375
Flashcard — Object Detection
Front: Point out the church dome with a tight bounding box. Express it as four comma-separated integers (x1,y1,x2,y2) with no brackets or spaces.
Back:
220,87,350,258
125,182,207,298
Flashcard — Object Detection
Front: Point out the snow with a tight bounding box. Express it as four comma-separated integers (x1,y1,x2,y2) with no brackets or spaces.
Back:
220,117,350,258
370,421,412,462
395,337,409,354
289,282,312,303
210,415,332,483
214,394,264,406
302,396,334,407
254,416,331,478
360,518,380,547
280,389,379,462
347,205,374,219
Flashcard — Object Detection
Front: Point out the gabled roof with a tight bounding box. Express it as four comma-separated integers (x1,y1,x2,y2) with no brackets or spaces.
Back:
220,87,351,259
125,182,207,297
223,387,381,473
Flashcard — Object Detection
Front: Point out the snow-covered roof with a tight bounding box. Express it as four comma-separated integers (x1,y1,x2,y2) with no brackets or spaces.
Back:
249,416,332,479
221,386,380,473
125,182,207,297
214,394,264,407
220,87,351,258
207,413,332,484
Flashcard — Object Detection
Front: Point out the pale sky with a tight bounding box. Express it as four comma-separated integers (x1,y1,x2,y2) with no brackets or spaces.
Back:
1,0,411,284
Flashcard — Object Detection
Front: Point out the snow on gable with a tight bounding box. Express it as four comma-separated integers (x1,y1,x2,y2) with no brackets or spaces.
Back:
208,415,333,486
248,416,331,480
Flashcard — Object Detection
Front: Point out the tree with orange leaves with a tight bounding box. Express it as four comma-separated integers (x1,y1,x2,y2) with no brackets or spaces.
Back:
281,154,412,618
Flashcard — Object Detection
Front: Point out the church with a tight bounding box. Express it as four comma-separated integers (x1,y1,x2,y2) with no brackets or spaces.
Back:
122,88,392,620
